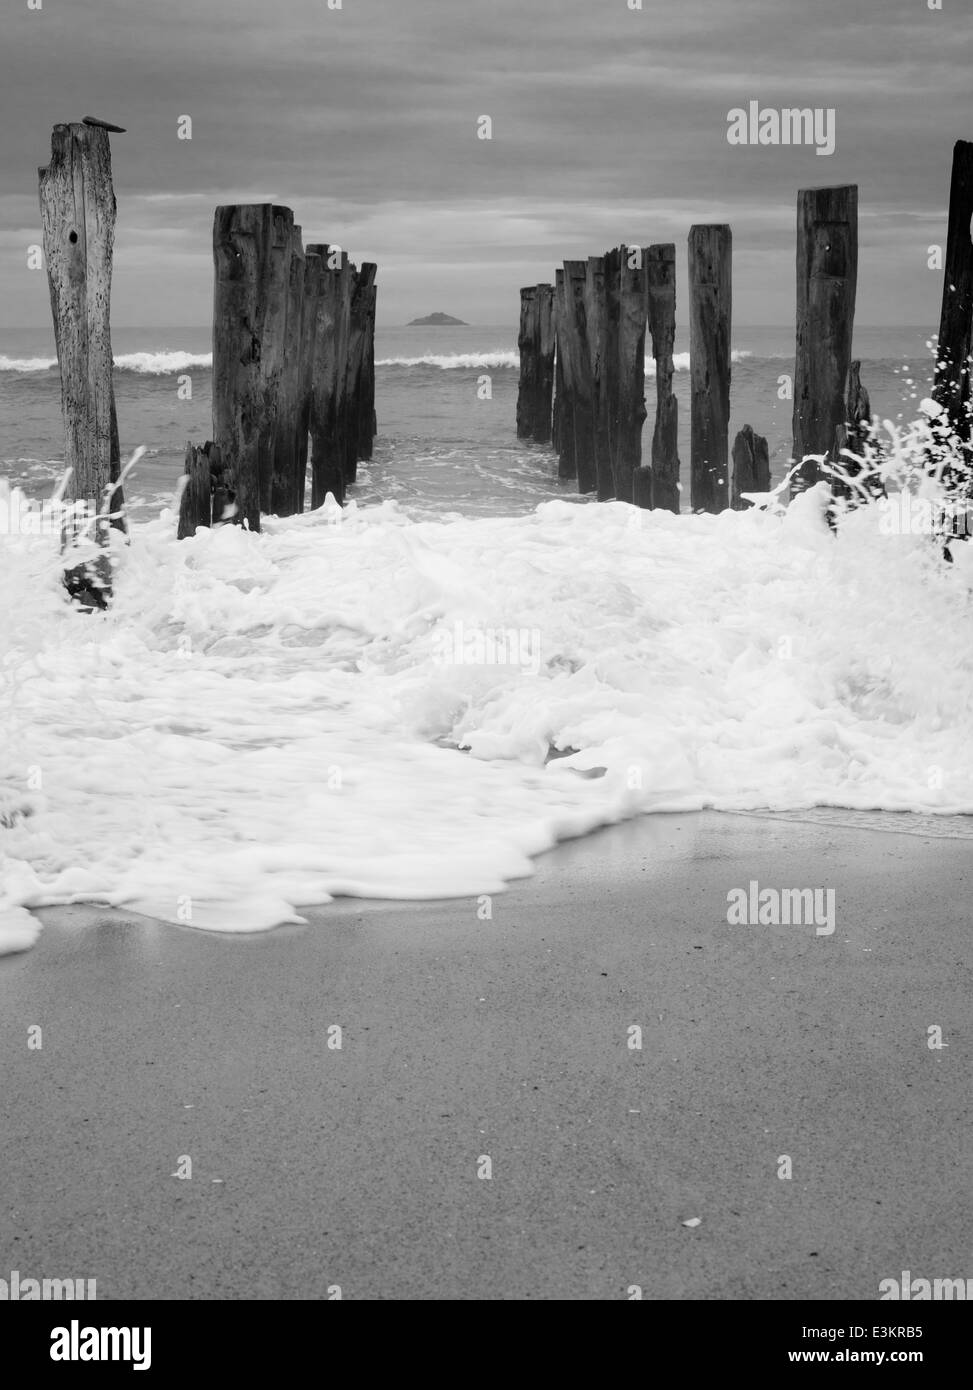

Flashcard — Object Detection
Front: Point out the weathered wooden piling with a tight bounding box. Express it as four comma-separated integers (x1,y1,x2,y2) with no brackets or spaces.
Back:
270,224,306,517
554,268,579,479
39,120,122,601
603,247,622,489
844,359,871,456
832,360,882,507
584,256,614,500
534,283,556,443
307,245,352,507
552,270,565,456
933,141,973,443
730,426,770,509
332,256,354,489
564,261,595,492
612,246,648,504
344,262,378,482
792,185,858,491
357,279,378,459
689,225,732,513
516,288,539,440
178,441,213,538
645,243,680,512
294,250,323,513
212,204,294,531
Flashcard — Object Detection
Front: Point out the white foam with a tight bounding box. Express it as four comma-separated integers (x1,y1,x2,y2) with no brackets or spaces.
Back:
374,349,754,373
376,351,520,369
114,351,212,374
0,356,57,373
0,351,213,375
2,440,971,951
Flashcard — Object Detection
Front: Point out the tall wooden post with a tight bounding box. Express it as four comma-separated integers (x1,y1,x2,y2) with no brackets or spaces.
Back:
645,243,680,512
553,269,573,474
792,186,858,490
307,245,352,508
534,283,556,443
689,225,732,513
933,142,973,444
333,256,354,490
294,250,322,513
731,426,770,509
270,224,306,517
613,246,647,504
178,441,214,538
563,262,595,492
603,247,622,485
39,120,122,603
585,256,614,500
833,360,882,508
212,204,294,532
344,262,377,482
516,287,539,439
357,279,378,460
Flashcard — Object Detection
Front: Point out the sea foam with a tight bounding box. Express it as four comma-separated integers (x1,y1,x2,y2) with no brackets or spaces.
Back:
2,457,971,954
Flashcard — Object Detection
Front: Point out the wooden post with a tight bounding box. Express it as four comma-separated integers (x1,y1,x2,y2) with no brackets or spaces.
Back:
689,225,732,513
731,426,770,509
554,267,578,479
333,255,354,489
792,186,858,491
357,279,378,460
612,246,648,504
585,256,614,500
833,360,881,507
294,250,322,513
645,243,680,512
39,121,121,602
516,287,539,439
344,262,377,483
307,245,351,508
934,142,973,443
270,224,306,517
533,283,556,443
844,359,871,455
178,441,213,538
563,261,595,492
212,204,294,532
603,247,622,488
552,271,564,455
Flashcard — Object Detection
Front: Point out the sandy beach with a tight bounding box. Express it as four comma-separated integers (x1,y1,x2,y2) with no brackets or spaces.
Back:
2,807,970,1301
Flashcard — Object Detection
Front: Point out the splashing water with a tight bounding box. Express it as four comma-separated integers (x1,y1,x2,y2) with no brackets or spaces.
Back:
1,416,972,953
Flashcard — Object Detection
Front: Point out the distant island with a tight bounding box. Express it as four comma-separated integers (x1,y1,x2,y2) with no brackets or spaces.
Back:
407,312,468,326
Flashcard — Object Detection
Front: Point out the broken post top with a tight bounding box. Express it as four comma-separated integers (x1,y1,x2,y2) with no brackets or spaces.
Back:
82,116,127,132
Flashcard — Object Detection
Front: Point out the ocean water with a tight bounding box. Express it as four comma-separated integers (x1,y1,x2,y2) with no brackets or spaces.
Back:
2,319,969,954
0,323,939,517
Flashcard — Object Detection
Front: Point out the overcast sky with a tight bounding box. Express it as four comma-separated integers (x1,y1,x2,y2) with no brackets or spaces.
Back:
2,0,969,329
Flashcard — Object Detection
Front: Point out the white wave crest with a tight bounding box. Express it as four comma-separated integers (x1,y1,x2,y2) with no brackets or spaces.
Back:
373,349,753,373
114,351,212,374
376,351,520,369
0,351,213,375
0,356,57,373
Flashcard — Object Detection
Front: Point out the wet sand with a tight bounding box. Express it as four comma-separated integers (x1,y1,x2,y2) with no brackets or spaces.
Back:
1,809,970,1300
